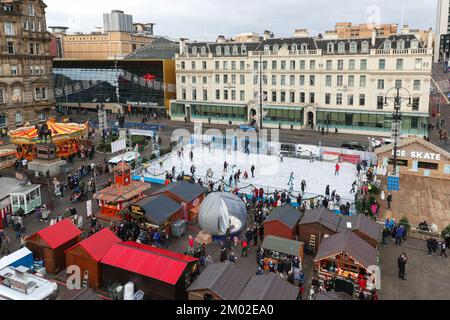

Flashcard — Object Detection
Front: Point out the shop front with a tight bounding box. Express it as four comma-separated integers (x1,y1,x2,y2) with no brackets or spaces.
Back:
374,136,450,180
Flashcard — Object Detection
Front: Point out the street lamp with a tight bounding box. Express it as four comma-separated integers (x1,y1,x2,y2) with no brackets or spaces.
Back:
253,51,264,130
384,87,412,176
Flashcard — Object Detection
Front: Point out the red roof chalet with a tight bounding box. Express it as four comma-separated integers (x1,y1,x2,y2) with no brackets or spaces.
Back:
34,219,81,249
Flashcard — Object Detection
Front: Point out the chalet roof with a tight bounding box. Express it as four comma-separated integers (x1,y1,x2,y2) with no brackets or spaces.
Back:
237,273,298,300
340,214,382,244
374,136,450,160
298,207,344,233
261,236,303,257
33,219,81,249
265,205,301,229
314,231,377,269
187,262,252,300
155,181,205,203
133,194,182,225
93,180,151,203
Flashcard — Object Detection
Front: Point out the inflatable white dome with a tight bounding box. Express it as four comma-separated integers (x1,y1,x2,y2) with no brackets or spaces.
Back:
198,192,247,236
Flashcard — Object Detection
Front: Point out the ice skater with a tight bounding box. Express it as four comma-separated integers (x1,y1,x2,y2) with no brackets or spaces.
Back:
287,172,295,193
350,180,357,193
190,150,194,162
335,163,340,176
190,165,196,176
251,165,255,178
224,161,229,172
301,180,306,194
279,152,284,162
206,168,213,178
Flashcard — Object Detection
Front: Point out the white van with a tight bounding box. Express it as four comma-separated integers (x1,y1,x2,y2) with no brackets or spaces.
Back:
296,144,320,157
108,151,142,171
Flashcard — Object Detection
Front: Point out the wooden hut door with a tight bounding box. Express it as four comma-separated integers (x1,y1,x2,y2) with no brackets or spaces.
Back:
44,248,56,274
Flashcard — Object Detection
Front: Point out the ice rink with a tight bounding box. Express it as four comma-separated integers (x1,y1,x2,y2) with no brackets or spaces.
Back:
142,145,358,201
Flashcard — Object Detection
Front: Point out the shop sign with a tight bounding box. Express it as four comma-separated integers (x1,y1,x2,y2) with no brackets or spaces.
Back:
392,149,441,161
130,205,144,215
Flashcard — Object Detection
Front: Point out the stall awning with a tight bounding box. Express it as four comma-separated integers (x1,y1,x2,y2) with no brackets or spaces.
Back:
261,236,303,257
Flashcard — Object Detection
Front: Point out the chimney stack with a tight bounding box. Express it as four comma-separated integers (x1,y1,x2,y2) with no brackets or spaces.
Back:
371,29,377,46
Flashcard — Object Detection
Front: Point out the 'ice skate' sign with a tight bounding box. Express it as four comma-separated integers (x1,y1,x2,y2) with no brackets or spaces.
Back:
392,150,441,161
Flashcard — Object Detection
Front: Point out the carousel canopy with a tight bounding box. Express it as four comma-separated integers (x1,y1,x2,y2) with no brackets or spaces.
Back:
198,192,247,236
8,119,88,145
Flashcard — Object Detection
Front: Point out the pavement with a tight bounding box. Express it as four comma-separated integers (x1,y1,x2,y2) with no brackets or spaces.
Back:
379,237,450,300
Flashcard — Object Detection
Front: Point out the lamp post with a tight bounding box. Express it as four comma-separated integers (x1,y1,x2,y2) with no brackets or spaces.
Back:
253,51,264,130
384,87,412,176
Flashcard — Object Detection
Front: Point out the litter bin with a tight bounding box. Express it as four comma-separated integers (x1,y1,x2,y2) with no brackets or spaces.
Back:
171,219,187,239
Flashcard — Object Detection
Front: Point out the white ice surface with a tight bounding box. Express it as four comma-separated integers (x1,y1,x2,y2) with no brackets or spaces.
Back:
143,145,358,202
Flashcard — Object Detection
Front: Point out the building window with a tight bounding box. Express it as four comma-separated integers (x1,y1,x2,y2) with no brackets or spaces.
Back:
272,91,277,102
413,80,421,91
300,92,305,103
396,59,403,70
348,94,354,106
337,75,343,87
325,93,331,105
29,3,35,16
182,89,186,100
290,60,296,70
384,40,392,50
281,61,286,70
397,40,405,50
240,90,245,101
272,75,277,85
336,93,343,105
231,90,236,101
202,61,207,70
377,96,384,109
231,61,236,70
264,45,270,54
240,61,245,70
263,75,267,85
240,75,245,85
216,46,222,56
0,88,5,103
411,39,419,50
4,22,15,36
280,91,286,102
281,75,286,86
215,61,219,70
379,59,386,70
191,61,197,69
231,75,236,85
273,44,279,53
348,76,354,87
349,42,357,53
224,90,228,100
415,58,423,70
223,61,228,70
272,61,277,70
201,46,207,55
299,60,305,70
12,87,21,103
290,75,295,86
10,66,18,75
299,75,305,86
215,75,220,84
38,113,47,121
215,90,220,99
360,59,367,70
361,41,369,53
349,59,355,70
309,92,315,104
7,41,15,54
241,45,247,55
359,94,365,106
327,42,334,53
395,80,402,89
203,76,208,84
377,79,385,90
191,46,197,54
192,89,197,101
325,75,332,87
300,43,308,51
223,75,228,84
309,75,315,86
412,97,420,111
253,75,259,85
326,60,332,70
232,45,239,55
360,76,366,88
34,87,48,100
290,92,295,103
310,60,315,70
337,60,344,70
181,61,186,69
192,76,197,84
337,42,346,54
15,112,23,125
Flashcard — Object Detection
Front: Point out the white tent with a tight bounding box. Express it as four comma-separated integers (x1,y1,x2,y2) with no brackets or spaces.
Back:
198,192,247,236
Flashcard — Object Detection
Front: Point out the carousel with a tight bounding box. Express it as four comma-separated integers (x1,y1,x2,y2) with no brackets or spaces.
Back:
8,118,89,161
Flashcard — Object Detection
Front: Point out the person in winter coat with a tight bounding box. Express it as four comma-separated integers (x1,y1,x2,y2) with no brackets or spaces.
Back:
241,238,249,257
335,163,340,175
439,241,448,259
397,253,407,280
395,225,404,246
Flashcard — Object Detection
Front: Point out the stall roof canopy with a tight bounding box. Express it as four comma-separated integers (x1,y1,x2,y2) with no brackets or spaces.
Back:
34,219,81,249
374,136,450,160
265,205,301,229
0,178,22,200
122,241,198,263
187,262,252,300
134,194,182,225
93,181,151,203
261,236,303,257
314,231,377,269
157,181,205,202
340,214,382,243
101,242,190,285
298,207,344,233
237,273,298,300
65,228,121,262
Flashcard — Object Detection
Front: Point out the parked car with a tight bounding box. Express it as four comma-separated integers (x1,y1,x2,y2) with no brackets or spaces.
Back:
341,142,368,151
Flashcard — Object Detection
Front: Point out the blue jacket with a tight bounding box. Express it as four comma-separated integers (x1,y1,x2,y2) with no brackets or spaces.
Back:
396,226,404,238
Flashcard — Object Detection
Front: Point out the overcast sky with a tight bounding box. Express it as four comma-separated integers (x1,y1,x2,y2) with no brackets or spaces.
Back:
45,0,437,40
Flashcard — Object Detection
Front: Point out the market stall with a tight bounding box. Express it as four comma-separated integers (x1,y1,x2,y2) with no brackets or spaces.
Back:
154,181,205,221
263,205,301,240
64,228,121,289
94,162,151,220
10,184,41,215
26,219,81,274
129,194,184,237
8,118,89,161
261,235,304,274
237,273,298,300
314,230,377,294
100,242,198,300
187,262,252,300
0,149,17,170
340,214,382,248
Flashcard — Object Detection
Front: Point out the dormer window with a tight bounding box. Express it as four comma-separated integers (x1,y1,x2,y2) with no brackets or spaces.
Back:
232,45,239,55
397,40,405,50
264,44,270,54
384,40,392,50
281,43,288,50
411,39,419,50
337,42,345,54
224,45,230,55
216,46,222,56
191,46,197,54
327,42,334,53
291,43,298,51
349,41,357,53
361,41,369,53
241,44,247,55
201,46,207,55
273,44,279,53
300,43,308,51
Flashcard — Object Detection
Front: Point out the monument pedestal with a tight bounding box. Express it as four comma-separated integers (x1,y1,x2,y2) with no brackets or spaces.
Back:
27,158,67,178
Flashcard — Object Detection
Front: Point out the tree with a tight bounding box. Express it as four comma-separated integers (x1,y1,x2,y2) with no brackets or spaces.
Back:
441,225,450,239
399,216,411,232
